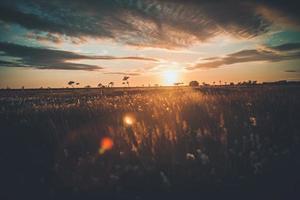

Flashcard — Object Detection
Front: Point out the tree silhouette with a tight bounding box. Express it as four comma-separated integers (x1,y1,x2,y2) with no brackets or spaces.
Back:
189,81,199,87
202,82,209,86
122,76,130,87
108,82,114,88
68,81,75,88
174,82,184,86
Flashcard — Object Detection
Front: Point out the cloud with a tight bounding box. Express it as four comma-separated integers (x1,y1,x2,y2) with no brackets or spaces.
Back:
0,60,18,66
26,32,63,44
256,0,300,28
2,0,298,48
93,56,158,62
187,42,300,70
103,72,141,76
269,43,300,51
285,70,299,73
0,42,158,70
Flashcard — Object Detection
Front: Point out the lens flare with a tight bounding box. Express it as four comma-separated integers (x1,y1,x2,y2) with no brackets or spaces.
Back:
99,137,114,154
124,116,133,125
123,114,135,126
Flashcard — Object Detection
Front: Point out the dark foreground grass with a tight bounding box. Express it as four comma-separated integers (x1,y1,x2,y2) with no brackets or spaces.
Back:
1,86,300,199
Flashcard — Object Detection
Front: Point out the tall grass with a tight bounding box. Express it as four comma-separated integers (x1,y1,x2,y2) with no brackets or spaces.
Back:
1,86,300,198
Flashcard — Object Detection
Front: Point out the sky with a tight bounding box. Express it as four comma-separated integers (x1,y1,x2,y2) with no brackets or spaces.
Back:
0,0,300,88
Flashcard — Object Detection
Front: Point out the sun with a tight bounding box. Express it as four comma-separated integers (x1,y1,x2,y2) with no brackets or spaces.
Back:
163,71,178,85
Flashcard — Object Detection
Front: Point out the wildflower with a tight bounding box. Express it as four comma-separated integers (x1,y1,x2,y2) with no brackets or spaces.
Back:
186,153,196,160
160,171,171,188
63,148,68,157
249,116,257,126
200,153,209,165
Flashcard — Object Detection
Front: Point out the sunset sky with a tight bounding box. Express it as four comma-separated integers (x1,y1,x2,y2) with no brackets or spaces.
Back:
0,0,300,88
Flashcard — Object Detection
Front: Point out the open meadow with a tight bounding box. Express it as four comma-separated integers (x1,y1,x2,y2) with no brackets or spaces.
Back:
1,0,300,199
1,85,300,199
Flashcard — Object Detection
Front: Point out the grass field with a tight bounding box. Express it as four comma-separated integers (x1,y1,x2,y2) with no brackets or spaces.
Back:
1,85,300,199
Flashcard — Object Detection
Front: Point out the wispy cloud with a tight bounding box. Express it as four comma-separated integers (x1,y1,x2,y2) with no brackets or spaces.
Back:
285,70,299,73
0,60,18,66
187,43,300,70
26,32,63,44
103,72,141,76
93,56,158,62
1,0,298,48
0,42,158,71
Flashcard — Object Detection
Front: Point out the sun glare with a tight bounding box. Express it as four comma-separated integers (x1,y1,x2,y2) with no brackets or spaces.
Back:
163,71,178,85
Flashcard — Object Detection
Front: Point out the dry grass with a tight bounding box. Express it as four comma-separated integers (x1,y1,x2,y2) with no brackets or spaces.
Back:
1,86,300,198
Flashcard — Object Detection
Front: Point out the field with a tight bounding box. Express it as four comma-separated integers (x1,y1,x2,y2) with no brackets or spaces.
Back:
1,86,300,199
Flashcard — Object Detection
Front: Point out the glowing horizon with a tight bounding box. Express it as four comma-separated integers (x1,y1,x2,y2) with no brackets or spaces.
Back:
0,1,299,88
